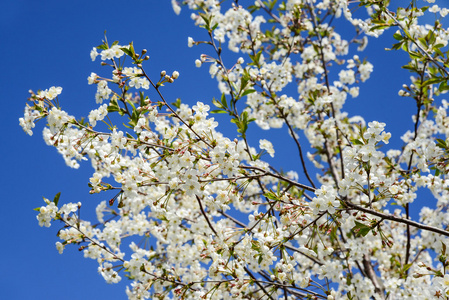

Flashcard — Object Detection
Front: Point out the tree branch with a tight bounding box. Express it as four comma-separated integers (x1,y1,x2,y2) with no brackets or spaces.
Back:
345,202,449,237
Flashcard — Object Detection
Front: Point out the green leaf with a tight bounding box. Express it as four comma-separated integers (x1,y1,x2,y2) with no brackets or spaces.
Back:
401,263,413,274
210,109,227,114
390,41,404,50
426,30,436,45
107,103,120,113
97,44,108,50
439,81,449,92
129,110,139,128
212,97,223,109
118,109,126,116
408,51,422,60
418,37,427,48
264,191,279,201
171,98,181,109
352,139,364,146
220,93,228,109
402,64,417,72
251,241,259,251
121,47,134,57
240,76,249,92
249,50,263,67
330,226,338,241
351,221,371,237
140,92,146,107
121,42,135,58
241,89,256,97
436,139,447,149
198,12,211,30
268,0,277,10
370,25,390,31
434,46,444,57
53,192,61,206
422,77,444,87
393,33,403,41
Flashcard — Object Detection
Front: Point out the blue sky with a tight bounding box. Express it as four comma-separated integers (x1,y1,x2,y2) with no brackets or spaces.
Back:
0,1,435,299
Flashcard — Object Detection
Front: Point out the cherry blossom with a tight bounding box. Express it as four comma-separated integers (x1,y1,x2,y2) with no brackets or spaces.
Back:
21,0,449,299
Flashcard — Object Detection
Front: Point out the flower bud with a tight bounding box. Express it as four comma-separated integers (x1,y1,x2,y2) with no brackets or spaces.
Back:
188,37,195,47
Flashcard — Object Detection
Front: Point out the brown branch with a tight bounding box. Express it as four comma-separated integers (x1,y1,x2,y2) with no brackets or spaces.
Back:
251,278,328,299
281,110,317,188
240,165,316,192
255,0,281,23
196,195,218,235
244,266,275,300
306,0,341,186
362,254,386,299
345,202,449,237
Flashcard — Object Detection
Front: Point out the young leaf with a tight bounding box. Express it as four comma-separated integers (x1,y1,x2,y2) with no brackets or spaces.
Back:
53,192,61,206
351,221,371,237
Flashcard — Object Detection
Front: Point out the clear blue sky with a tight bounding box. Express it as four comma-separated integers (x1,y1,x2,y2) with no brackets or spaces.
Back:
1,1,430,299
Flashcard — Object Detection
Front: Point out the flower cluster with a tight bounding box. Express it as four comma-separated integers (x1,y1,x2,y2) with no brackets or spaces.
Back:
21,0,449,299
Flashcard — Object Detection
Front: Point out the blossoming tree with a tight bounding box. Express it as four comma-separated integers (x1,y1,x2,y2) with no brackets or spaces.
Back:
20,0,449,299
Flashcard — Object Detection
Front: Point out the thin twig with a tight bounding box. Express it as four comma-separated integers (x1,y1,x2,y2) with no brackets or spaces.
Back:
196,195,218,235
241,165,316,192
345,202,449,237
255,0,281,23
